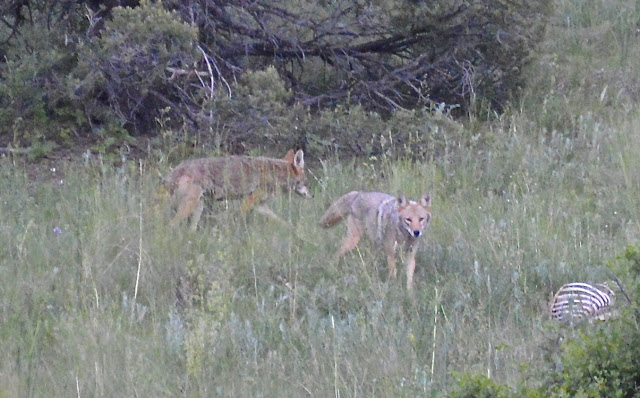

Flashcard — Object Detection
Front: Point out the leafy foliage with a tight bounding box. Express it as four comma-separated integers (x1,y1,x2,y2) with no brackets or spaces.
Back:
0,1,198,150
167,0,552,114
199,66,467,158
554,245,640,397
0,1,84,149
549,321,640,397
541,244,640,397
447,373,541,398
448,245,640,398
0,0,551,154
72,1,199,134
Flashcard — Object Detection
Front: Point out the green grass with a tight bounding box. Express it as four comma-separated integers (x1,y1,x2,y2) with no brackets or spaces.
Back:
2,0,640,396
2,113,640,396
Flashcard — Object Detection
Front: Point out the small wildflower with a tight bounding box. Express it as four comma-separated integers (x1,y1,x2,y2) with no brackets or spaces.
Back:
53,227,62,235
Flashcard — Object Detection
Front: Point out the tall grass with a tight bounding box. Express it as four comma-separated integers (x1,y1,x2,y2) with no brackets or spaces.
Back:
2,113,640,395
2,0,640,396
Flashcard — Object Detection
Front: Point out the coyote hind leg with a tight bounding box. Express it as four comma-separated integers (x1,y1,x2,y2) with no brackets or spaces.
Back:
337,217,362,257
170,181,204,230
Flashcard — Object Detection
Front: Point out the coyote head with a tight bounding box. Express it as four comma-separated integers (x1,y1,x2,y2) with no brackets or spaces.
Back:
397,193,431,238
284,149,313,198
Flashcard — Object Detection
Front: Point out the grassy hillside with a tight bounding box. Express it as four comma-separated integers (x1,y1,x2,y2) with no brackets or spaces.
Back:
1,0,640,396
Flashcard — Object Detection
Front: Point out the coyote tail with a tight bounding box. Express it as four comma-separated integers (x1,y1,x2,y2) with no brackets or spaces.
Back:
319,191,359,228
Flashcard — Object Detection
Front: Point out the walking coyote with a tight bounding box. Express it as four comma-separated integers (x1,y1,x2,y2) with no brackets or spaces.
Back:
320,191,431,289
166,149,312,229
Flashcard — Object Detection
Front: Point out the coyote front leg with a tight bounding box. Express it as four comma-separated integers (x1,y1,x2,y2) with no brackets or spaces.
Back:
170,179,204,230
255,204,288,225
383,239,398,280
405,244,419,290
241,190,287,225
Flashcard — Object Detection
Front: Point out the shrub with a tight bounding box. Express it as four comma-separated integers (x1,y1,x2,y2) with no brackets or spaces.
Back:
204,67,298,152
545,320,640,397
200,68,469,161
169,0,553,114
0,2,84,150
71,0,199,135
447,373,541,398
305,103,467,160
541,245,640,397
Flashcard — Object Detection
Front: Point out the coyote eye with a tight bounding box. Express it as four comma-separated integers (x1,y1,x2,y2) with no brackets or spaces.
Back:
419,217,425,222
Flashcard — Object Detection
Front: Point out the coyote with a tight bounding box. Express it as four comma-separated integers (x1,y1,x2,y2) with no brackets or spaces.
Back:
166,149,312,229
320,191,431,289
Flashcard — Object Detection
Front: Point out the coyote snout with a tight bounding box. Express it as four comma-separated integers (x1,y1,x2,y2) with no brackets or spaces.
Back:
402,209,429,238
166,149,312,229
320,191,431,289
294,180,313,199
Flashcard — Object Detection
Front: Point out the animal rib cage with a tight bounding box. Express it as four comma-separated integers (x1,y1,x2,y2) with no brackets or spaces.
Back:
550,282,614,322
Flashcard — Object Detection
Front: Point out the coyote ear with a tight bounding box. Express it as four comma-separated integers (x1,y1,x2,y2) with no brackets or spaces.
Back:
397,193,408,208
420,193,431,208
283,149,295,163
293,149,305,169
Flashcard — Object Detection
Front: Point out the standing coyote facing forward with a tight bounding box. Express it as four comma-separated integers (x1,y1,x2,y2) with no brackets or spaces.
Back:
320,191,431,289
166,149,312,229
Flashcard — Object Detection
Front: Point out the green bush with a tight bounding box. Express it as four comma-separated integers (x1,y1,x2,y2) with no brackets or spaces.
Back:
447,245,640,398
548,321,640,398
0,1,198,151
205,66,298,152
0,0,553,157
168,0,552,115
202,68,468,160
72,1,198,135
0,3,84,150
305,103,468,160
447,373,541,398
538,245,640,397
